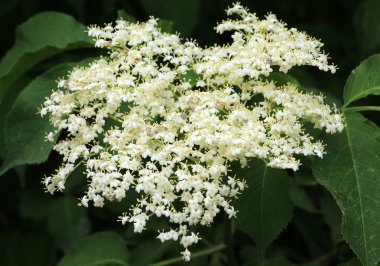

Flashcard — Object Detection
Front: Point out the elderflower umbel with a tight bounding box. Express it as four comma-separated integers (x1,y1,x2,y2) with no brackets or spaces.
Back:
40,3,344,260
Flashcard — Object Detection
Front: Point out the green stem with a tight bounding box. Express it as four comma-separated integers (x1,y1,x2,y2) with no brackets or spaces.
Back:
148,243,227,266
343,106,380,112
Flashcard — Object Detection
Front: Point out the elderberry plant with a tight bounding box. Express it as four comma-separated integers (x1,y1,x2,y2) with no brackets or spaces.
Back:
40,3,344,261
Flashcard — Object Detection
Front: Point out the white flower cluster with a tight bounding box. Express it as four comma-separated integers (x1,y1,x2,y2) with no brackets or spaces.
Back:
40,3,343,260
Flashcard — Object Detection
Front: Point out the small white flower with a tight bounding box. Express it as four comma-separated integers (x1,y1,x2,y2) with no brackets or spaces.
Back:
181,249,191,262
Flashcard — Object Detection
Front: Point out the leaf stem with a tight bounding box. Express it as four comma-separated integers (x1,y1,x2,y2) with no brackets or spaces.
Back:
148,243,227,266
343,106,380,112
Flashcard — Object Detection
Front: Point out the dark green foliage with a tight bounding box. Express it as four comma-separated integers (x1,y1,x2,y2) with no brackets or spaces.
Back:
0,60,91,175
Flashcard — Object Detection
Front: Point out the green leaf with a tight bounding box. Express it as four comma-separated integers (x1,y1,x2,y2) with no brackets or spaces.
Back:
139,0,201,36
58,231,129,266
0,11,92,101
343,54,380,107
0,60,92,176
48,195,91,252
0,74,32,160
234,159,294,260
312,111,380,266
